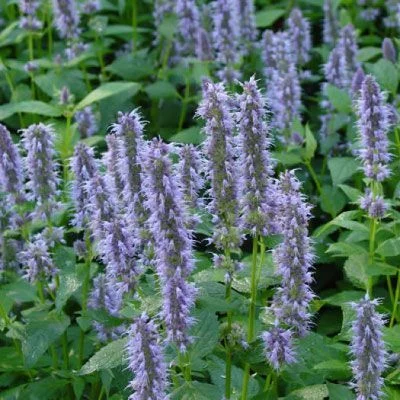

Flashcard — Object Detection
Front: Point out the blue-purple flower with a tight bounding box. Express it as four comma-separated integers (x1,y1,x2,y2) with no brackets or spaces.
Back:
382,38,397,63
237,0,257,48
74,107,97,138
323,0,339,45
126,313,168,400
287,8,311,65
52,0,80,39
338,24,359,73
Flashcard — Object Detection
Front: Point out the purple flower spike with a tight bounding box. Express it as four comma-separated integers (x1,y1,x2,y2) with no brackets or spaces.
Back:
237,76,276,236
360,190,387,219
52,0,80,39
323,0,339,45
126,314,168,400
271,171,315,337
350,296,386,400
212,0,241,82
19,0,40,15
237,0,257,46
176,144,204,210
196,80,241,251
382,38,397,63
338,24,359,73
0,124,24,201
175,0,202,59
262,324,296,370
324,45,349,89
351,67,365,98
20,237,57,283
70,143,98,229
287,8,312,65
19,0,42,31
74,107,97,138
81,0,100,14
142,139,196,350
21,123,59,219
356,75,391,182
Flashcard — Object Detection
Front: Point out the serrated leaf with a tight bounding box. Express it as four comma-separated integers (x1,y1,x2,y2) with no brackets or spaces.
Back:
338,184,362,202
189,311,219,360
75,82,140,111
376,237,400,257
313,359,351,380
328,157,360,186
323,291,364,306
304,124,317,160
320,185,346,217
288,384,329,400
80,338,127,375
55,270,81,310
326,242,367,257
325,84,352,113
145,81,179,100
373,59,399,94
357,46,381,62
170,127,204,145
0,101,63,120
255,9,285,27
326,382,355,400
343,254,369,290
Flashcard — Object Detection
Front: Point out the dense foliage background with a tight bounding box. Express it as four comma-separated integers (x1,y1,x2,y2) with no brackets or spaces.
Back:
0,0,400,399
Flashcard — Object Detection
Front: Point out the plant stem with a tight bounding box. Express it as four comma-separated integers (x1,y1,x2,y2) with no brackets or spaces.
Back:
225,249,233,400
367,217,377,296
304,161,322,195
131,0,137,54
62,332,69,369
178,76,190,132
390,271,400,327
28,34,34,60
241,236,259,400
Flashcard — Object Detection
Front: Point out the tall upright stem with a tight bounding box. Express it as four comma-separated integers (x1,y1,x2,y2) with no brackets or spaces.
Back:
225,249,232,399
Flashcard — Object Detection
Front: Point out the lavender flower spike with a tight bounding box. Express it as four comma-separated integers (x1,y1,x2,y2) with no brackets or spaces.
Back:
19,0,40,15
74,106,97,138
212,0,241,82
0,124,24,201
237,76,276,236
287,8,312,65
237,0,257,46
382,38,397,63
350,296,386,400
52,0,80,39
351,67,365,98
324,45,349,89
356,75,391,182
175,0,202,59
262,323,296,370
271,171,315,337
323,0,339,46
21,123,59,219
176,144,204,210
70,143,98,228
126,313,168,400
197,80,240,251
338,24,360,73
142,139,196,350
19,0,42,31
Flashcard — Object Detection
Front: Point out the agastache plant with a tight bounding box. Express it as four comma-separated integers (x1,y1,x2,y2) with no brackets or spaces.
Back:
0,124,24,202
323,0,339,46
52,0,80,39
126,313,168,400
350,296,386,400
142,139,196,350
21,123,59,220
338,24,359,73
287,8,312,66
153,0,174,43
382,38,397,63
236,76,276,236
211,0,241,82
237,0,257,50
270,171,314,337
19,0,42,31
351,67,365,98
74,106,97,138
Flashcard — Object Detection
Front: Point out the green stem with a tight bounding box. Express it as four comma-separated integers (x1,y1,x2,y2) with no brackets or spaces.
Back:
225,250,232,400
178,76,190,132
131,0,137,54
304,161,322,195
28,34,34,60
47,4,53,55
159,40,172,79
367,217,377,296
390,272,400,328
62,332,69,369
387,276,394,305
264,372,272,392
241,236,259,400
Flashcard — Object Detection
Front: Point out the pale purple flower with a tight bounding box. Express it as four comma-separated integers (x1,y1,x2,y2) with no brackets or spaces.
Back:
126,313,168,400
212,0,241,82
70,143,98,228
142,139,196,350
36,226,65,248
52,0,80,39
74,106,97,138
19,16,42,30
384,0,400,29
324,45,349,89
262,324,296,370
24,61,39,73
358,0,380,21
21,123,59,219
350,296,386,400
351,67,365,98
261,30,275,77
237,0,257,46
382,38,397,63
360,190,387,219
19,0,42,31
338,24,359,73
356,75,391,182
153,0,175,43
81,0,100,14
196,28,213,61
175,0,202,59
20,237,57,283
237,76,276,236
59,86,72,106
323,0,339,45
196,80,241,251
65,41,89,60
0,124,24,201
19,0,40,15
271,171,315,337
176,144,204,210
287,8,312,65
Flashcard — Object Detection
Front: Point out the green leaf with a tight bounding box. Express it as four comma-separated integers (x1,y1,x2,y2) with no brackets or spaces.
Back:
343,254,369,290
171,382,222,400
20,377,69,399
80,338,128,375
385,325,400,353
159,14,178,40
304,124,317,160
373,59,399,94
288,384,329,400
376,237,400,257
365,261,398,276
326,242,367,258
357,46,381,62
75,82,140,111
313,360,351,380
0,101,63,120
325,84,352,113
55,270,81,310
323,291,364,306
326,382,355,400
189,311,219,360
328,157,360,186
145,81,179,100
106,54,154,81
338,184,362,202
255,9,285,27
170,126,204,145
22,312,70,368
320,185,346,217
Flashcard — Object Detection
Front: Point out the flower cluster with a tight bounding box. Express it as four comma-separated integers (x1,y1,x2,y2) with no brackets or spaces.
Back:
287,8,311,66
74,106,97,138
323,0,339,45
19,0,42,31
338,24,359,74
52,0,80,39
